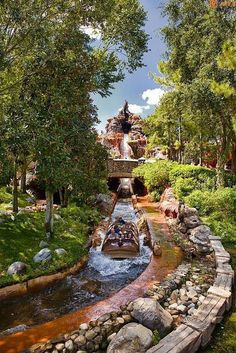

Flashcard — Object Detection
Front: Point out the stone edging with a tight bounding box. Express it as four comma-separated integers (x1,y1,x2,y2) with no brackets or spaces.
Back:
0,255,88,301
145,190,234,353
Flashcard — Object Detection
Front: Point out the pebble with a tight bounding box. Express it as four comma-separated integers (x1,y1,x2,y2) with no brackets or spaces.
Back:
55,343,64,351
79,323,89,330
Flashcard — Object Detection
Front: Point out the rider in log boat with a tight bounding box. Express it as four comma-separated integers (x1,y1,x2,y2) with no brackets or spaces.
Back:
102,217,139,259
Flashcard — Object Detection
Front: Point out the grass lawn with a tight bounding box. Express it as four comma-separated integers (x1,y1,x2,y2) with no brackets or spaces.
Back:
0,186,30,211
0,199,101,287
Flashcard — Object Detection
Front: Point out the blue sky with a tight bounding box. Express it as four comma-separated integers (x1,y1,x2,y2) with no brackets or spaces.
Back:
94,0,168,132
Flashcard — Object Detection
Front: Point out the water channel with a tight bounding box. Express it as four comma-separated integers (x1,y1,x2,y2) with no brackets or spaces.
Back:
0,134,152,334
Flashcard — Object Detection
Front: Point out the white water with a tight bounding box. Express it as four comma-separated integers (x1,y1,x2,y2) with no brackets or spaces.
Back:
88,198,151,277
88,234,151,277
121,133,131,159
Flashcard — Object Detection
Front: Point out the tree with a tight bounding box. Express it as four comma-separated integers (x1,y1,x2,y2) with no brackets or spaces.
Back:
147,0,236,187
0,0,148,236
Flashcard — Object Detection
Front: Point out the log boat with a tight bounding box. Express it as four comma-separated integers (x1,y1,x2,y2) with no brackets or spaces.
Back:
102,220,140,259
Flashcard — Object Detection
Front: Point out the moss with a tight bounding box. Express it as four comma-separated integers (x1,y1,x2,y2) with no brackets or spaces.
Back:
0,203,101,287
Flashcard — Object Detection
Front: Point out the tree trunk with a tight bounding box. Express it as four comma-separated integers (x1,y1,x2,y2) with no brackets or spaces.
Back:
216,151,226,188
63,187,69,208
231,142,236,174
13,159,18,213
20,160,27,193
45,190,54,238
199,133,203,166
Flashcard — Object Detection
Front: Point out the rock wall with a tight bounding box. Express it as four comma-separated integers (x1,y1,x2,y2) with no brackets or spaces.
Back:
98,106,146,159
147,189,234,353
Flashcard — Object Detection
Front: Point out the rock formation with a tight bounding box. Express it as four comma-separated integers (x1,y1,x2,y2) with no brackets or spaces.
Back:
98,102,147,159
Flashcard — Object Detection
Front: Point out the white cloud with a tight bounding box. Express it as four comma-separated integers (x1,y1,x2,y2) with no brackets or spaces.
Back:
80,26,101,40
142,88,166,106
129,104,150,114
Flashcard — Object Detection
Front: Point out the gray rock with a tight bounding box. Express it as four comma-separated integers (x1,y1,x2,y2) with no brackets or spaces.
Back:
33,248,51,263
107,323,153,353
55,248,67,256
39,240,49,248
79,323,89,330
74,335,86,346
65,340,74,352
55,343,65,351
184,215,201,229
189,225,211,246
131,298,173,336
7,261,27,275
177,304,187,313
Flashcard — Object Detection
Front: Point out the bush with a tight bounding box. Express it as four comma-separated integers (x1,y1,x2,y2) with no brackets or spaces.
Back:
185,188,236,243
169,165,216,198
133,160,177,195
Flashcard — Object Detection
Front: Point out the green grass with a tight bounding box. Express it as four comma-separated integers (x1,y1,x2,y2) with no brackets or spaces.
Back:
204,246,236,353
0,186,30,211
0,203,101,287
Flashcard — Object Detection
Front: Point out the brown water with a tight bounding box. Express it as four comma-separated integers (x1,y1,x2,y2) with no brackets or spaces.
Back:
0,196,183,353
0,199,151,334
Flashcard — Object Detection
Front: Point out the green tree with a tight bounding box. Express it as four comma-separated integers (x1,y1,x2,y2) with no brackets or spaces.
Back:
147,0,236,187
0,0,148,236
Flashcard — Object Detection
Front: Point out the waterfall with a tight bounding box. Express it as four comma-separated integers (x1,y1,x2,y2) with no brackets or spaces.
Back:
121,133,130,159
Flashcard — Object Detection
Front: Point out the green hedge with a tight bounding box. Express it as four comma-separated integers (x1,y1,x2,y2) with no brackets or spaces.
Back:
133,160,177,200
170,165,216,198
185,188,236,242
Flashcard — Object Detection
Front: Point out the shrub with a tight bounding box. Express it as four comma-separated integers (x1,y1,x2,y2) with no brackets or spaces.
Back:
185,188,236,243
133,160,177,195
170,164,216,198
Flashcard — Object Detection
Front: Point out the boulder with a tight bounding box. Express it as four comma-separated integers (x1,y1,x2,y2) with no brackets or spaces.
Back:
39,240,49,248
184,215,201,229
33,248,51,263
189,225,211,247
107,323,153,353
7,261,27,275
55,248,67,256
131,298,173,336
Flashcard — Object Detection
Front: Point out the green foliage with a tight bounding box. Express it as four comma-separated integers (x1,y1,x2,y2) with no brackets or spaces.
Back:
133,160,177,195
152,330,161,345
0,203,100,287
0,187,30,211
185,188,236,242
147,0,236,184
170,164,216,198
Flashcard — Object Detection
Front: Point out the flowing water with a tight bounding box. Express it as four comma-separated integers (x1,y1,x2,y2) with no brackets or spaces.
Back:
0,199,151,334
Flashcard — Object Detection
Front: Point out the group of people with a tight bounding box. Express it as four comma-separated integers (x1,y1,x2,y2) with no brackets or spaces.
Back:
106,217,137,243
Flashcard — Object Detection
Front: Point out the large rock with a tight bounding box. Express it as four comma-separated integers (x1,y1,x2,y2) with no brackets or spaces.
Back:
55,248,67,256
7,261,27,275
189,225,211,247
107,323,153,353
39,240,49,248
131,298,173,336
33,248,51,263
184,215,201,229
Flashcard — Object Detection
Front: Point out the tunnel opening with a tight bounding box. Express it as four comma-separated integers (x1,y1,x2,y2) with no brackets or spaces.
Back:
132,178,147,196
107,177,120,193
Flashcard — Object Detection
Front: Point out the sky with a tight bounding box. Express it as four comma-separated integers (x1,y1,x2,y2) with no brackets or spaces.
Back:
93,0,168,132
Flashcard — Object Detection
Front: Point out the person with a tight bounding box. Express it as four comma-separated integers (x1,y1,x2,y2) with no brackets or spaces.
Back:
108,228,116,240
118,216,126,225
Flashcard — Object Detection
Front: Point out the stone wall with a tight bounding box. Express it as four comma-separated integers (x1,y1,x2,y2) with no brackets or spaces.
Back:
107,158,139,178
146,189,234,353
